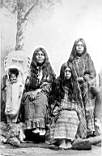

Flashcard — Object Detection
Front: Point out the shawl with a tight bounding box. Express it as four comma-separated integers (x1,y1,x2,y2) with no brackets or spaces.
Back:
67,38,96,85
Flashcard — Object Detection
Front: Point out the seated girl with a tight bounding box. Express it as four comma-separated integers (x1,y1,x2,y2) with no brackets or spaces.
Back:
50,63,87,149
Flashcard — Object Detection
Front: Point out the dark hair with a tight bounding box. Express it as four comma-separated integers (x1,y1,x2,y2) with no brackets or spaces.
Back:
9,68,19,78
31,47,47,67
27,47,55,90
60,63,71,80
53,63,74,102
68,38,87,62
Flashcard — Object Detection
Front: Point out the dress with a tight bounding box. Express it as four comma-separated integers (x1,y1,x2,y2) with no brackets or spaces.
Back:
50,63,87,142
23,89,49,129
22,48,55,130
53,87,79,141
67,40,96,135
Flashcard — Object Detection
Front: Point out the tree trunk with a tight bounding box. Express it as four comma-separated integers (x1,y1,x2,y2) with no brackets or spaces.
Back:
15,0,26,50
15,0,38,51
0,0,3,8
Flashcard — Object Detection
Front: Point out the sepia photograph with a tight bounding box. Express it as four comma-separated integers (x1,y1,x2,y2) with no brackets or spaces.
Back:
0,0,102,155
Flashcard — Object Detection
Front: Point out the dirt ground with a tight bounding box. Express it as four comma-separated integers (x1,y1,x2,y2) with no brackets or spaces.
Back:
0,142,102,156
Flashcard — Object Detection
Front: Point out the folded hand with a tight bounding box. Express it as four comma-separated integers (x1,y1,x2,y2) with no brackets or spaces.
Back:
77,77,84,82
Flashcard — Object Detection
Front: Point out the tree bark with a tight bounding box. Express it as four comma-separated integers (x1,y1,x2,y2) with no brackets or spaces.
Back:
15,0,26,50
15,0,38,50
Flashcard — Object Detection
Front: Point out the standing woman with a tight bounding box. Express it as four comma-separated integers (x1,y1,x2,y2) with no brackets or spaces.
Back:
23,47,55,136
67,38,96,137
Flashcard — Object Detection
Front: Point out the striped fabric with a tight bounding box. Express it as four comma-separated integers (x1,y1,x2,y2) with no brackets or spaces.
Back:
85,98,95,134
50,87,87,142
54,110,79,141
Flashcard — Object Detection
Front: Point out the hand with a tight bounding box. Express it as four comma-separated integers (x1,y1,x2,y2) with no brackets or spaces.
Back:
53,106,59,116
40,82,48,88
25,77,30,85
37,89,42,93
29,89,42,99
77,77,84,82
29,92,36,99
60,103,67,109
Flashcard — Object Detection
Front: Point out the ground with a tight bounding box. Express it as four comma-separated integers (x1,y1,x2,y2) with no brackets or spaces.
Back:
0,142,102,156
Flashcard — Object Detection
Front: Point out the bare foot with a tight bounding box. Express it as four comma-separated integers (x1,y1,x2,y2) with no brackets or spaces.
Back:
32,128,40,133
39,129,46,136
59,140,66,149
66,141,72,149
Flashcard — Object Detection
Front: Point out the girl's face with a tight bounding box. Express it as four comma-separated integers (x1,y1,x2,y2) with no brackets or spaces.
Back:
64,67,71,80
36,51,45,64
76,41,84,55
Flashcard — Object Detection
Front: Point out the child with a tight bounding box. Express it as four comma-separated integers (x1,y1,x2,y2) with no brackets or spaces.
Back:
9,72,17,83
51,63,87,149
5,68,23,123
3,68,25,145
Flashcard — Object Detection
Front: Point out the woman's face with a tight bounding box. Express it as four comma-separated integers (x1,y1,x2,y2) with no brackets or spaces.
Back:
36,50,45,64
64,67,71,79
76,41,84,55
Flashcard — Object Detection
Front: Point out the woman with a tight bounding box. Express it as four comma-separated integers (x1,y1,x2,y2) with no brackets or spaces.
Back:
67,38,96,137
23,47,55,136
50,63,87,149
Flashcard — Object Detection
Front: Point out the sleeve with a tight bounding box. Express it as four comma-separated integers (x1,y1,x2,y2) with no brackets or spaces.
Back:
40,70,56,95
99,71,102,87
40,82,52,95
84,54,96,86
1,75,7,103
25,73,39,91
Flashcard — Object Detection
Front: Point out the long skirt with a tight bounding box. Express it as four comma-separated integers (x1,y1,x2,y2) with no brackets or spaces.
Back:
50,105,87,142
81,83,96,134
23,91,48,130
53,110,79,141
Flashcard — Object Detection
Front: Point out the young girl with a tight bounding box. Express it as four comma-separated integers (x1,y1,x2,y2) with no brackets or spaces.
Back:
51,63,87,149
